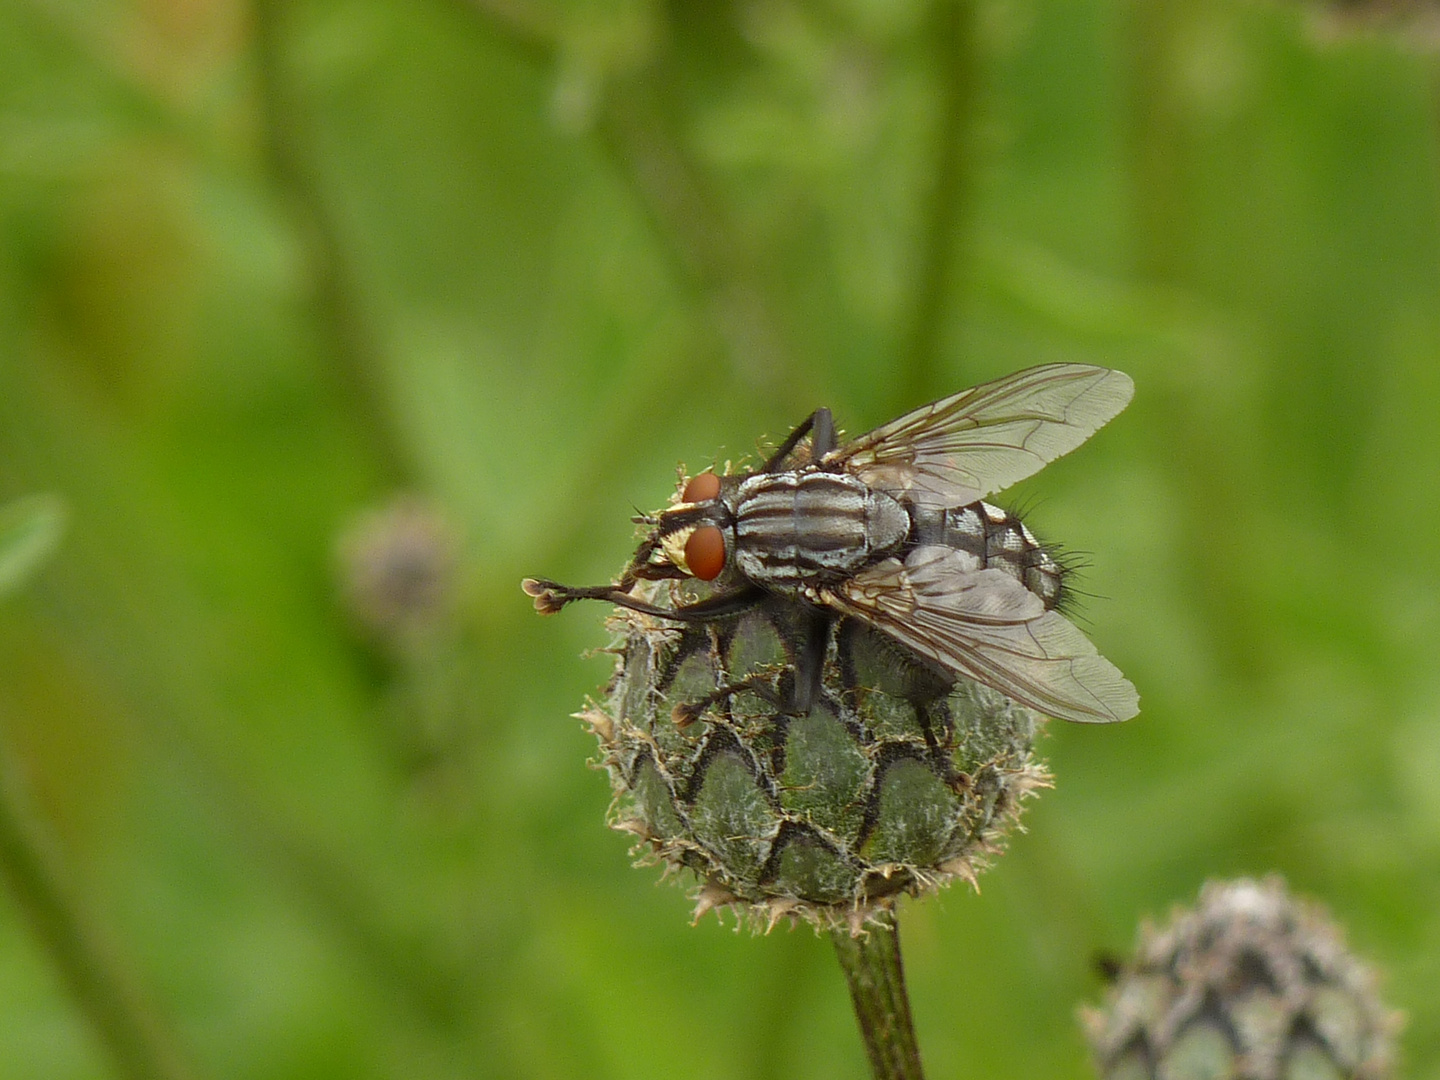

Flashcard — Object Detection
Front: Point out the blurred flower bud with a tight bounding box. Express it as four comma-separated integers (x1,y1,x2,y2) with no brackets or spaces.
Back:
585,578,1051,930
336,496,462,647
1303,0,1440,45
1082,877,1401,1080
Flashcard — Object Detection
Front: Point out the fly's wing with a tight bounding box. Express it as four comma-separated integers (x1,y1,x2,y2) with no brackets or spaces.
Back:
823,364,1134,508
822,546,1139,723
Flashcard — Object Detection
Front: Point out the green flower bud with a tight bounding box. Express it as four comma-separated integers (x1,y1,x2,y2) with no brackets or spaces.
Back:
582,579,1050,930
1082,877,1401,1080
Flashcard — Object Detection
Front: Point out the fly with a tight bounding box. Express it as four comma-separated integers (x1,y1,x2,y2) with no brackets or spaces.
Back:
523,363,1139,725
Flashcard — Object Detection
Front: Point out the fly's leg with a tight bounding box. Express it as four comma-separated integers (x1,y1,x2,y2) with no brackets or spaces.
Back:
627,562,689,583
669,610,827,724
670,676,784,729
833,618,863,706
833,618,968,792
524,525,760,616
760,407,834,472
915,700,968,794
526,576,833,715
789,609,831,714
682,603,832,716
522,578,766,621
810,408,836,457
614,533,665,590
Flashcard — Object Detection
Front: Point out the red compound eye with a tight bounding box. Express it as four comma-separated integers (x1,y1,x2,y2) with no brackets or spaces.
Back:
682,472,721,503
684,526,726,581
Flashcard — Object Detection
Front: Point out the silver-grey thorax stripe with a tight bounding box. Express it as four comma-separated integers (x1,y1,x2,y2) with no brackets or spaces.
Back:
733,472,907,587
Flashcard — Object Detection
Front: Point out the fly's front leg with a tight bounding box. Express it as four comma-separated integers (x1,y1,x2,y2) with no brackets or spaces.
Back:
615,532,664,590
522,578,766,622
626,561,689,583
522,531,681,615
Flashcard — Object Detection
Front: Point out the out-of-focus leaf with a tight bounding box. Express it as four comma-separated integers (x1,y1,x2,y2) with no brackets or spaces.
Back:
0,495,66,601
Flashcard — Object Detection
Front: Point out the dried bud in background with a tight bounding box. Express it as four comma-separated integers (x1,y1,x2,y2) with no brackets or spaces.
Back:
1302,0,1440,45
586,578,1051,930
336,496,462,649
336,497,470,780
1082,877,1401,1080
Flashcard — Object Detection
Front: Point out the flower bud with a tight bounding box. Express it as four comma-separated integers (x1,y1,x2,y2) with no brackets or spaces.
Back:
337,496,461,647
1303,0,1440,45
1082,877,1401,1080
585,579,1051,929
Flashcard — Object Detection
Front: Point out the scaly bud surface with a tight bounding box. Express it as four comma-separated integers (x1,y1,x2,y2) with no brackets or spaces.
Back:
585,578,1051,929
1082,877,1401,1080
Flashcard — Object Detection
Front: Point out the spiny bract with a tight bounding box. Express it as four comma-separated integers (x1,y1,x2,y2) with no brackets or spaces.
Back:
581,575,1051,931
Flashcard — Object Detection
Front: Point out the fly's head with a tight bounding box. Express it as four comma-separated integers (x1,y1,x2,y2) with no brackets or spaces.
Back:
637,470,740,585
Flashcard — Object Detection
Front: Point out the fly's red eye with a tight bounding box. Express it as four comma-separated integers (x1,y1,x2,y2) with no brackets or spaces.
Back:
685,526,726,581
682,472,721,503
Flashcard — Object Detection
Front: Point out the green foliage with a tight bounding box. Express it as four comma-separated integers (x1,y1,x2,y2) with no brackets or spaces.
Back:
1,1,1439,1078
0,496,65,601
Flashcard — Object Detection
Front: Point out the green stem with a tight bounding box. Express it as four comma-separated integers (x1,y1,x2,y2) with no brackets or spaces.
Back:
455,1,800,392
1125,0,1187,284
0,751,199,1080
251,0,414,487
830,908,927,1080
592,70,791,387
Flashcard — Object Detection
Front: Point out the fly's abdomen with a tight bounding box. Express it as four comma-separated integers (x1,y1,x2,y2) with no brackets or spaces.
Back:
910,501,1065,609
734,473,908,590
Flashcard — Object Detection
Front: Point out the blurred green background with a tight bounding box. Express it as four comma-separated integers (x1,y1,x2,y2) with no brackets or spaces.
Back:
3,0,1440,1077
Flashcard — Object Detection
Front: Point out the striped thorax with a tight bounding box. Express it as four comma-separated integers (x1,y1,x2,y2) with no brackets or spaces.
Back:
733,472,908,590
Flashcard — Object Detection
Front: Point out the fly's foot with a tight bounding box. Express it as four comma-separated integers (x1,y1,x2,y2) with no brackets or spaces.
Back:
521,578,594,615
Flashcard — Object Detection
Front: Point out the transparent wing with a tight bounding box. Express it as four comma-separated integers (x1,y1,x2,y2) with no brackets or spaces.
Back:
823,546,1139,724
823,363,1134,508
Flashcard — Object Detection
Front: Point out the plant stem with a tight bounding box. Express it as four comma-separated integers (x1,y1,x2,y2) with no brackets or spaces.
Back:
251,0,414,488
1125,0,1188,285
0,751,198,1080
901,0,980,411
830,908,926,1080
455,1,799,392
592,70,791,388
